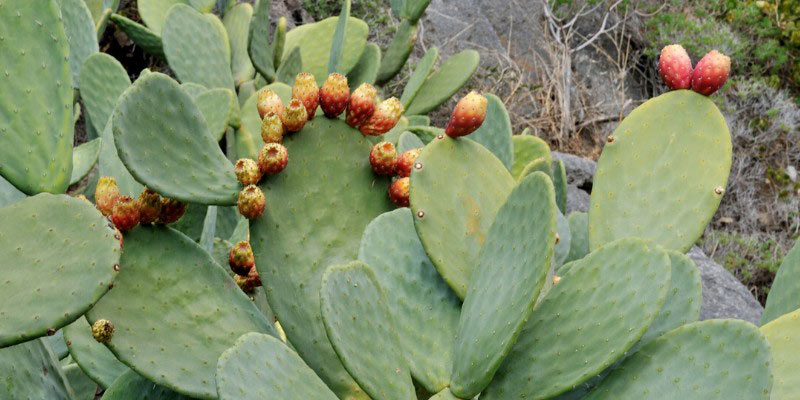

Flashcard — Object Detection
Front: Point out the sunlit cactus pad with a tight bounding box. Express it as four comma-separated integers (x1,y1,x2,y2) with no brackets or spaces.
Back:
0,339,74,399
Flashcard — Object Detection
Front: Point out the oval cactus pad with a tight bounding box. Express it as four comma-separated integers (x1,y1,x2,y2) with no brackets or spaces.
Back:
0,339,74,399
761,308,800,399
589,90,731,252
103,370,193,400
410,136,515,299
63,316,130,388
0,194,121,347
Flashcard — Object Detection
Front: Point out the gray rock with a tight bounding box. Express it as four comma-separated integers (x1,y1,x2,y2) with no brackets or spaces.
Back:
552,151,596,188
421,0,506,58
688,247,763,325
566,184,590,214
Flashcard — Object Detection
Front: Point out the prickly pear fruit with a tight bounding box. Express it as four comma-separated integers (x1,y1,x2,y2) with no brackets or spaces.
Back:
319,72,350,118
112,196,140,231
359,97,404,136
292,72,319,118
445,91,488,137
346,83,377,127
261,112,284,143
256,88,284,120
691,50,731,96
137,188,162,225
234,158,262,186
658,44,693,90
389,177,410,207
238,185,266,220
228,241,255,276
257,143,289,175
95,176,120,216
395,148,421,178
234,273,255,293
247,266,262,288
282,99,308,132
91,319,114,344
157,197,188,225
369,141,398,176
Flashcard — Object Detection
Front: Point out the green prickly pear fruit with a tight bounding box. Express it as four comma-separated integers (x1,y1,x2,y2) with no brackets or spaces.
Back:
238,185,266,220
319,72,350,118
292,72,319,118
228,241,255,276
157,197,188,225
395,148,421,178
112,196,140,231
281,99,308,132
137,188,162,225
346,83,377,128
359,97,404,136
234,158,263,186
389,177,410,207
257,88,285,120
369,141,398,176
658,44,693,90
257,143,289,175
95,176,120,216
445,91,488,137
91,319,115,344
691,50,730,96
260,112,284,144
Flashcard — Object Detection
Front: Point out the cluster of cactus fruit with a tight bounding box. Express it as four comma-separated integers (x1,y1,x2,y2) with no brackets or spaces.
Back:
5,0,800,398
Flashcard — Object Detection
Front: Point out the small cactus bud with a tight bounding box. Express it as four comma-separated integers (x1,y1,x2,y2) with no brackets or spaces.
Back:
445,91,488,137
346,83,377,127
691,50,730,96
319,73,350,118
157,197,188,224
369,141,398,176
553,275,561,285
658,44,693,90
281,99,308,132
95,176,120,216
359,97,404,136
228,241,255,276
395,148,421,178
137,188,162,225
247,267,262,288
234,273,255,293
234,158,262,186
256,89,284,120
257,143,289,175
292,72,319,118
238,185,266,220
260,112,284,144
91,319,114,344
389,177,410,207
111,196,140,231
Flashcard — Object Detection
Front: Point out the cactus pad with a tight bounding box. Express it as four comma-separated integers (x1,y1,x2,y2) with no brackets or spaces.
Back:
469,94,513,171
85,226,274,399
519,158,552,179
59,0,99,88
109,14,165,58
247,0,276,82
589,90,731,252
99,119,142,197
639,251,701,344
112,72,239,205
400,47,438,109
511,135,551,180
376,20,417,85
195,88,238,141
450,172,556,398
103,370,193,400
761,308,800,398
70,138,101,185
63,316,129,388
216,333,338,400
223,3,256,86
410,136,515,298
346,42,381,88
762,238,800,325
553,211,572,267
0,339,74,399
564,211,589,263
405,50,479,115
0,175,25,207
63,363,97,399
137,0,187,35
79,53,131,136
553,159,567,213
321,262,416,400
282,17,368,85
483,238,670,399
397,131,424,153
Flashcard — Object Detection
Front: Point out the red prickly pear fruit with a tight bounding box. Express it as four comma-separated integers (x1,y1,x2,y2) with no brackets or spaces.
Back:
157,197,188,224
228,241,255,276
91,319,114,343
234,273,255,293
258,143,289,175
261,112,284,144
346,83,377,127
281,99,308,132
95,176,120,216
395,148,421,178
369,141,398,176
247,266,262,288
257,89,284,120
234,158,262,186
445,91,488,137
359,97,404,136
691,50,730,96
238,185,266,220
319,72,350,118
111,196,140,231
292,72,319,118
137,188,162,225
389,177,410,207
658,44,693,90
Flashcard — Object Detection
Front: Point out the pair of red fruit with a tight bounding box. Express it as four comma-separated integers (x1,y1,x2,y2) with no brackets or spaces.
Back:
659,45,730,95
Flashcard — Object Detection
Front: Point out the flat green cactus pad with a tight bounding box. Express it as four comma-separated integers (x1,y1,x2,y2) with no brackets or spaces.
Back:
113,72,239,205
450,172,556,398
429,388,459,400
321,262,416,400
0,194,121,347
397,131,424,153
639,251,701,344
589,90,731,252
564,211,589,263
223,3,256,86
0,339,74,399
86,227,275,399
137,0,187,35
0,0,73,194
587,320,772,399
346,42,381,88
59,0,99,88
400,47,438,109
162,4,235,90
483,238,670,400
761,308,800,399
358,208,460,393
405,50,480,115
247,0,277,82
216,333,337,400
63,364,97,399
470,94,513,171
282,17,368,85
511,135,551,180
553,159,567,213
99,118,142,197
102,370,193,400
276,46,302,84
84,0,120,24
250,118,391,399
0,175,25,207
519,157,552,179
553,211,571,268
79,53,131,137
376,20,417,85
109,14,165,58
70,138,101,185
410,136,515,299
762,238,800,325
63,317,129,388
194,88,238,141
47,330,69,360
